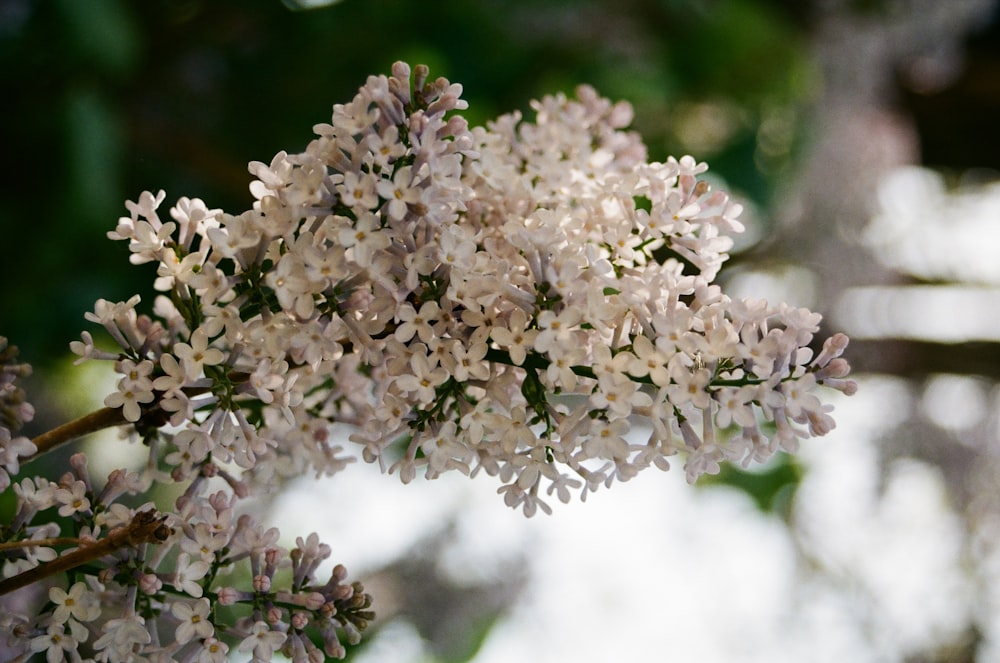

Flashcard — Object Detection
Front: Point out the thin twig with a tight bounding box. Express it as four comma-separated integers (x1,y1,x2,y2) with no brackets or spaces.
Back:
0,538,85,552
0,509,171,596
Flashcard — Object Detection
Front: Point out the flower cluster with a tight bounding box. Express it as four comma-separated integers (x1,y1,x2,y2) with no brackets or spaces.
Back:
0,452,372,661
78,61,852,514
0,59,853,661
0,337,36,492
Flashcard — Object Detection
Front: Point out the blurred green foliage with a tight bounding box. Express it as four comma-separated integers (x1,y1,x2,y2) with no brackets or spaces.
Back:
701,454,803,517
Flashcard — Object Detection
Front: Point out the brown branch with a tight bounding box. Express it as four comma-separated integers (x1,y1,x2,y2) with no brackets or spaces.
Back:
25,407,128,463
0,509,171,596
24,376,233,465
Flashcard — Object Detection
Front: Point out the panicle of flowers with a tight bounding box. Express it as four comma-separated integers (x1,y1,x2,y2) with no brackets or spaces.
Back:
62,61,853,519
1,58,854,659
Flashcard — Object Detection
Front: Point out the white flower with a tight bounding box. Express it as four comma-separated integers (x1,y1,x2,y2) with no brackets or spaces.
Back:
50,581,101,623
165,425,212,474
103,358,156,422
337,170,379,212
419,422,472,476
0,432,35,478
84,296,142,352
685,441,723,483
591,374,652,420
533,308,583,356
581,417,631,461
197,637,230,663
170,196,220,249
69,330,117,364
245,358,286,403
171,597,214,644
666,363,712,411
152,352,188,394
174,327,226,380
394,300,441,344
238,621,287,661
481,404,522,447
780,372,823,422
437,224,477,268
93,502,137,531
103,383,154,423
13,476,57,512
266,248,316,320
206,211,263,268
393,352,448,404
180,522,229,562
490,308,538,366
173,552,211,597
377,165,423,221
714,385,758,429
446,339,490,382
156,247,207,291
233,522,281,556
188,261,234,304
54,480,90,517
338,211,391,267
365,124,407,168
628,335,671,387
544,346,586,390
94,614,151,662
30,619,88,663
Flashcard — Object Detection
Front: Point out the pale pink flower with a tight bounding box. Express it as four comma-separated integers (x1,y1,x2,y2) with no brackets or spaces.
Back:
173,552,211,597
30,619,88,663
338,211,391,267
50,581,100,623
490,308,538,366
238,621,287,660
54,480,91,518
174,327,226,380
94,614,151,660
171,598,214,644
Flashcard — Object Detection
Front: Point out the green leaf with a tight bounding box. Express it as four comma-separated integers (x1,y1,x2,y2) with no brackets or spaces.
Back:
700,454,802,516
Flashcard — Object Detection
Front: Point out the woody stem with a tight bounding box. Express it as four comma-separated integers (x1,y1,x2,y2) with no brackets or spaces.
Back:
25,407,127,463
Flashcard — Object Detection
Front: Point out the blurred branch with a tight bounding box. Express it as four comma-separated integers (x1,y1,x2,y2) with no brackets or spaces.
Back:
851,339,1000,379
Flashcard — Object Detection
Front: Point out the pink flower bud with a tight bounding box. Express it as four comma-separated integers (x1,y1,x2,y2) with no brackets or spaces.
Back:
304,592,326,610
139,573,162,595
216,586,240,606
253,574,272,593
291,611,309,630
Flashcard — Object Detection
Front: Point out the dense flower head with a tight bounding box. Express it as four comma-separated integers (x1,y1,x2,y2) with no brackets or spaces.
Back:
0,60,855,661
75,60,855,517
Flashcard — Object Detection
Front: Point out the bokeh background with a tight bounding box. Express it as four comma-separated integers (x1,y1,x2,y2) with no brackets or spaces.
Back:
3,0,1000,660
